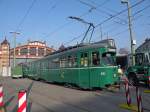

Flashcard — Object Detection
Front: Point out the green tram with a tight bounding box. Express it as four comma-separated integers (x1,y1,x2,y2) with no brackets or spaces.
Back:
23,39,119,89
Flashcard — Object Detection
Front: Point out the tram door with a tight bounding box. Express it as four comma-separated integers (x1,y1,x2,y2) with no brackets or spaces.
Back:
79,52,90,88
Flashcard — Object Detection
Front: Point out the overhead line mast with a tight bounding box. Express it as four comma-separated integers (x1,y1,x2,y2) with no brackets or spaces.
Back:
10,32,20,67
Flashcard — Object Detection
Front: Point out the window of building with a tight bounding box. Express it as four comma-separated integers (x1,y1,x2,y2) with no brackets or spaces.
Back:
20,48,28,55
38,48,44,56
15,50,19,55
30,47,36,55
10,51,13,56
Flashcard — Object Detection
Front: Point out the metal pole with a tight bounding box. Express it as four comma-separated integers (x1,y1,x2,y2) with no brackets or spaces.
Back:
14,34,16,67
127,1,135,66
10,32,20,67
100,25,103,40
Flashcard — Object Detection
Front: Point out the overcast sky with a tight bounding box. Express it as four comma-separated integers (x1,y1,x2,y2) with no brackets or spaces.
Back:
0,0,150,51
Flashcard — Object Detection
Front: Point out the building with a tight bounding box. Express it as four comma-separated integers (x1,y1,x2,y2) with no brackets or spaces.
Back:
10,40,55,66
0,38,11,76
136,38,150,53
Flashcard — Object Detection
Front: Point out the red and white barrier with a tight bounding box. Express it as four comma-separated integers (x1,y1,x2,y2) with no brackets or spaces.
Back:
18,90,27,112
136,87,143,112
0,84,4,107
125,81,131,106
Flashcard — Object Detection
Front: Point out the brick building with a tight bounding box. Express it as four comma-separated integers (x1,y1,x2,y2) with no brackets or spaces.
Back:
10,40,55,66
0,39,55,76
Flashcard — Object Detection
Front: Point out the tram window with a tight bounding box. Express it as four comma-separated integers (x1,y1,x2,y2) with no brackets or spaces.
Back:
144,53,149,64
53,58,60,68
46,61,49,69
102,53,115,66
145,55,149,63
60,57,67,68
68,56,72,67
81,54,84,66
80,53,88,67
72,55,77,67
38,63,40,69
92,52,100,66
48,61,50,68
41,63,44,69
135,53,143,65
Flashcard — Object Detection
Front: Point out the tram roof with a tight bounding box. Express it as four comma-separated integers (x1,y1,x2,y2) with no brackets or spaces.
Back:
28,39,116,63
46,39,116,56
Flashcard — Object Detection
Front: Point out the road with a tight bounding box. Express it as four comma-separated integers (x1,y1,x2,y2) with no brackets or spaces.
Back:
0,77,150,112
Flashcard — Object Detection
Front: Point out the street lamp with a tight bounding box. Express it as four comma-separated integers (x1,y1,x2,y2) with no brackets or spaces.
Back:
121,0,136,66
10,32,20,67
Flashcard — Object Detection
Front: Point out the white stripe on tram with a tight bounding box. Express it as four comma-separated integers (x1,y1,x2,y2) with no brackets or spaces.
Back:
40,66,117,71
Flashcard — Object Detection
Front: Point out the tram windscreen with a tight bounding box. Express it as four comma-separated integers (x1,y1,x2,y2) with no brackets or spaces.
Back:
135,53,149,65
102,53,115,66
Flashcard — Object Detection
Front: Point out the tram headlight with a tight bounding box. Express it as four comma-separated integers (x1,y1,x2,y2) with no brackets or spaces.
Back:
118,68,123,75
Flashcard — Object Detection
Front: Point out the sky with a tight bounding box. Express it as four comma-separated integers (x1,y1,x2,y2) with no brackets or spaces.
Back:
0,0,150,51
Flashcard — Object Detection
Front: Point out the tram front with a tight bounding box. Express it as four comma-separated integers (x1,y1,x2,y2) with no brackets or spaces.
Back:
90,39,120,88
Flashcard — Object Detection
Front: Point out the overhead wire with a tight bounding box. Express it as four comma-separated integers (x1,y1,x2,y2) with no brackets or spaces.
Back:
102,4,150,38
44,0,109,38
16,0,37,31
78,0,127,25
132,4,150,17
47,0,61,13
94,6,149,40
43,10,93,38
64,0,146,45
95,0,146,27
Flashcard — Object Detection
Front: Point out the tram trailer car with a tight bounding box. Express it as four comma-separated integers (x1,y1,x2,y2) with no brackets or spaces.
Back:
23,39,119,89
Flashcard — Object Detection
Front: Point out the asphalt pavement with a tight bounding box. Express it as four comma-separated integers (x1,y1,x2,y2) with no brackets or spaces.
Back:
0,77,150,112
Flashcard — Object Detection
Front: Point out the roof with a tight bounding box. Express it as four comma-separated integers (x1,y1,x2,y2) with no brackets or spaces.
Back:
1,37,10,45
28,40,45,45
136,38,150,53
